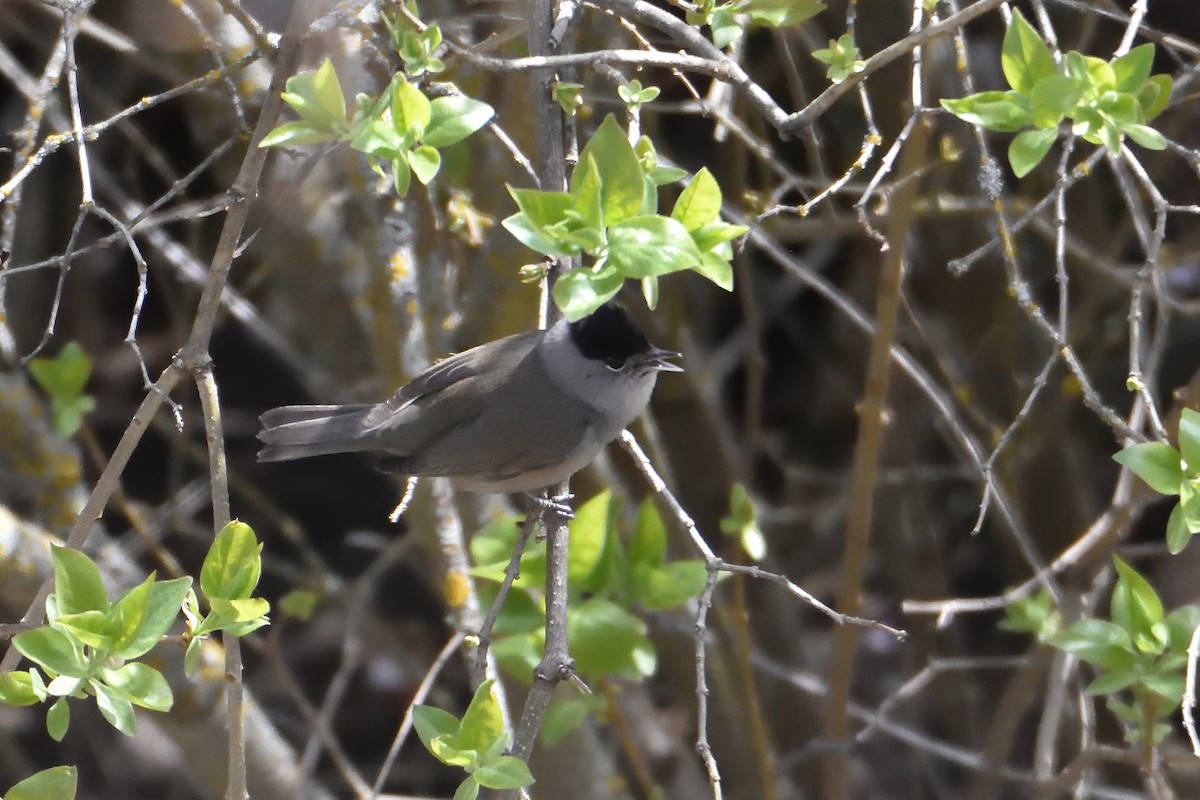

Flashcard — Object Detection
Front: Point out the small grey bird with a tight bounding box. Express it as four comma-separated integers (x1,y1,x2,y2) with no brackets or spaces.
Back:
258,303,681,494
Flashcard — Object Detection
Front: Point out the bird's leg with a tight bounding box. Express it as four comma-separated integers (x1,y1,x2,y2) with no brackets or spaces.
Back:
523,491,573,522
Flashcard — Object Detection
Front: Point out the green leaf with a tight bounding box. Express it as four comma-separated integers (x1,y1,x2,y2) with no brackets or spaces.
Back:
46,697,69,741
1181,479,1200,534
1001,10,1055,94
568,598,649,678
711,8,743,49
1123,123,1166,150
1008,128,1058,178
53,610,112,651
941,92,1032,132
0,671,43,707
311,58,348,126
413,705,460,751
504,188,578,258
456,679,506,754
108,575,153,654
744,0,824,28
1111,556,1164,638
3,765,77,800
117,576,191,660
1142,669,1185,702
573,115,646,224
571,156,606,232
201,521,263,602
1045,619,1136,670
92,680,136,736
452,776,480,800
649,166,688,186
28,342,91,398
183,638,203,677
552,267,623,322
279,589,319,620
539,695,601,746
630,498,667,568
51,546,109,615
671,168,722,230
1030,75,1087,127
1137,74,1172,120
607,215,703,278
1178,409,1200,474
1112,43,1155,93
1084,669,1140,696
13,628,88,678
552,81,584,115
691,221,747,253
1162,514,1192,561
100,663,172,712
391,76,432,140
423,96,495,147
1166,606,1200,650
632,560,709,610
569,490,612,589
474,756,535,790
1113,441,1183,494
349,117,403,160
209,597,270,624
391,156,413,197
694,252,735,291
408,145,442,185
641,275,659,310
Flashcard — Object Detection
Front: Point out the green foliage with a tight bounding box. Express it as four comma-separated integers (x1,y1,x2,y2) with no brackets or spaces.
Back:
720,482,766,560
942,10,1172,177
1006,559,1200,746
26,342,95,438
552,81,584,116
503,115,745,320
617,80,659,113
1113,408,1200,553
412,680,534,800
470,492,706,741
182,520,271,676
812,34,866,84
687,0,824,48
260,57,494,197
384,9,445,77
3,766,77,800
8,546,191,739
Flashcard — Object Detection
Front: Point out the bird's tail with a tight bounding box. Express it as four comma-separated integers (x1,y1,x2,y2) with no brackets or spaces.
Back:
257,404,375,462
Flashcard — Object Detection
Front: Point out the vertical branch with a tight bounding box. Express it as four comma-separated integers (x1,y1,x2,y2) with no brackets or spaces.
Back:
511,0,576,765
821,118,930,800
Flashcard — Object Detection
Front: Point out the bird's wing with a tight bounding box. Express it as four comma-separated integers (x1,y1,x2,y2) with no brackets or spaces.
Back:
361,329,541,431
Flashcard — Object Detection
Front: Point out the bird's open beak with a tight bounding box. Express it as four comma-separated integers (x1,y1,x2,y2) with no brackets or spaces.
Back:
642,347,684,372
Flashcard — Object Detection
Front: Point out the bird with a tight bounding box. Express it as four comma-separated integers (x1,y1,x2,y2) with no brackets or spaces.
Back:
257,303,681,499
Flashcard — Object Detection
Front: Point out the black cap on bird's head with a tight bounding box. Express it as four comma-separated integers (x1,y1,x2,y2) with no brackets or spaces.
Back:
567,303,683,373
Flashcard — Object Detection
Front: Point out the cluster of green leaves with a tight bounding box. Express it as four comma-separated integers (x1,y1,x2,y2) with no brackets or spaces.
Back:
470,491,708,743
412,679,534,800
617,79,659,113
504,115,746,320
384,11,445,77
27,342,94,438
1,766,76,800
942,10,1172,177
181,521,271,675
3,547,191,739
1004,558,1200,745
812,33,866,84
687,0,824,49
0,521,270,741
1113,408,1200,553
259,58,494,196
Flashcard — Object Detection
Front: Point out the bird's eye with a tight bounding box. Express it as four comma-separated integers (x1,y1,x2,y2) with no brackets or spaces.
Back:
603,356,626,371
